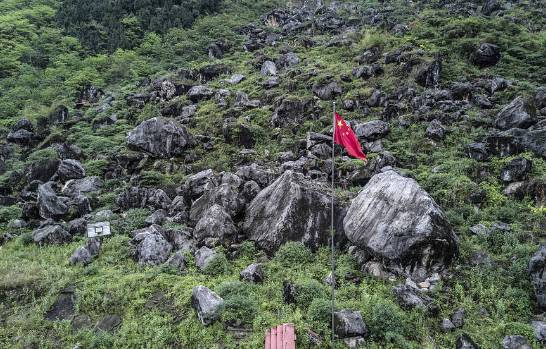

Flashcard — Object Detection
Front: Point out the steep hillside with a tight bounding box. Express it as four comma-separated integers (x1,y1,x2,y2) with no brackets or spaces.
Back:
1,0,546,348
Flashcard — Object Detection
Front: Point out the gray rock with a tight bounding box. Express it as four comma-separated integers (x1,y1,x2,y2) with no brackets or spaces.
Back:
260,61,277,76
37,182,68,219
195,246,217,271
415,58,441,88
456,334,479,349
426,119,446,141
312,81,342,100
85,238,101,256
393,285,434,310
57,159,85,181
164,250,186,273
353,120,389,140
187,85,215,101
344,170,458,278
482,0,502,15
191,286,224,325
243,170,344,253
62,176,103,197
466,142,489,161
472,43,501,67
69,246,92,265
234,91,260,108
45,287,75,321
67,218,87,235
185,169,217,199
529,245,546,311
190,183,244,221
535,87,546,110
469,223,489,236
502,335,531,349
240,263,264,283
451,308,465,328
227,74,245,84
333,310,368,338
441,318,455,332
33,224,71,245
127,117,191,157
236,163,273,188
145,209,167,225
494,97,535,130
532,321,546,342
7,128,34,144
500,157,532,182
277,52,300,68
193,204,237,246
215,88,231,107
116,186,172,211
130,225,172,266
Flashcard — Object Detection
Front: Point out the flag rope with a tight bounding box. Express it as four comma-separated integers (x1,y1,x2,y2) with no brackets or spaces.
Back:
330,101,336,349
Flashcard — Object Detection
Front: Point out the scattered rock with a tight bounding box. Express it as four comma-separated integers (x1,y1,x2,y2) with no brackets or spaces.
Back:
500,157,532,182
502,335,531,349
193,204,237,246
191,286,224,325
195,246,217,271
451,308,465,328
531,321,546,342
69,246,92,265
130,225,172,266
33,224,71,245
456,333,479,349
426,119,446,141
472,43,501,68
240,263,264,283
333,310,368,338
441,318,455,332
164,250,187,273
393,285,435,310
127,117,192,157
494,97,535,130
62,176,103,197
352,120,389,140
312,81,342,100
187,85,215,101
57,160,86,181
227,74,245,84
260,61,277,76
116,186,172,211
529,245,546,311
45,286,75,321
415,58,441,88
344,170,458,279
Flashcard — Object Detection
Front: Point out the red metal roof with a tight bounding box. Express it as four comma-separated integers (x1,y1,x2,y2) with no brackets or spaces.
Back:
265,323,296,349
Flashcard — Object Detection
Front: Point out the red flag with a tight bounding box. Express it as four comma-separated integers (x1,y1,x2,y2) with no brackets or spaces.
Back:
334,113,367,160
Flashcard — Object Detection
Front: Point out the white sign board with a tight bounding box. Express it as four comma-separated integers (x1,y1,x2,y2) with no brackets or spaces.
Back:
87,221,111,238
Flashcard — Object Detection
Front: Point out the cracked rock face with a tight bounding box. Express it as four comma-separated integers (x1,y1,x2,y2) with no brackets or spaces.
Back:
191,286,224,326
344,170,458,278
126,117,191,157
243,170,345,253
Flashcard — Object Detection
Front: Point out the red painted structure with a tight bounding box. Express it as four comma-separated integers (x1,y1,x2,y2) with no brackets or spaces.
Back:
264,323,296,349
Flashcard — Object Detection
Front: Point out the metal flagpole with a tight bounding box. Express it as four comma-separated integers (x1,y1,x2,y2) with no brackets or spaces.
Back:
330,101,336,349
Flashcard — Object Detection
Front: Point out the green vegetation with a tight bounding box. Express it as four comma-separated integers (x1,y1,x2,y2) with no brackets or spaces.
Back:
0,0,545,348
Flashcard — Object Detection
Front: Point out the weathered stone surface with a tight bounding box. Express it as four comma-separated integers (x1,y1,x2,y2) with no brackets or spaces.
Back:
191,286,224,325
333,310,368,338
456,334,479,349
130,225,172,266
344,170,458,278
353,120,389,140
260,61,277,76
116,186,172,211
45,287,75,321
190,183,244,221
494,97,535,130
127,117,191,157
500,157,532,182
240,263,264,283
33,224,71,245
164,250,187,273
96,314,122,332
243,170,344,253
187,85,215,101
502,335,531,349
393,285,434,310
57,159,86,181
62,176,103,197
195,246,217,271
312,81,342,100
529,245,546,311
426,119,446,141
37,183,68,219
532,321,546,343
472,43,501,67
193,204,237,246
69,246,92,265
415,58,441,88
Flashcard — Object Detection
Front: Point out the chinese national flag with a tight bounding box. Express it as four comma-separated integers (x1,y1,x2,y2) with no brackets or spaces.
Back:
334,113,367,160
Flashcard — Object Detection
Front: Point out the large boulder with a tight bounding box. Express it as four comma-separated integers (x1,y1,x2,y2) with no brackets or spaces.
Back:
189,183,244,221
343,170,458,278
127,117,191,157
243,170,344,253
193,204,237,246
191,286,224,326
500,157,532,182
529,245,546,311
352,120,389,141
37,182,68,219
502,335,531,349
494,97,535,130
57,159,86,181
130,225,173,266
312,81,342,100
472,43,501,67
33,224,71,245
62,176,102,197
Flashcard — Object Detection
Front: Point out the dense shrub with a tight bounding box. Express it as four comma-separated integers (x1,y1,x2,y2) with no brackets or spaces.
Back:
216,281,258,325
202,252,230,275
274,242,314,267
294,279,328,309
0,206,22,223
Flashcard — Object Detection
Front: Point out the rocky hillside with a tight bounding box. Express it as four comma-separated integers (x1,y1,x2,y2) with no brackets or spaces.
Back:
1,0,546,348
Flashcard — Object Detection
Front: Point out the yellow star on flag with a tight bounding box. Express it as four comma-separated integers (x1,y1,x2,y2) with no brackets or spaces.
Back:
337,120,343,127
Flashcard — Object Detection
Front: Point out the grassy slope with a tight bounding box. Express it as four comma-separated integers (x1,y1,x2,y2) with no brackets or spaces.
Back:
1,0,546,348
